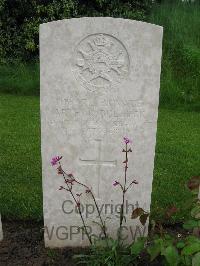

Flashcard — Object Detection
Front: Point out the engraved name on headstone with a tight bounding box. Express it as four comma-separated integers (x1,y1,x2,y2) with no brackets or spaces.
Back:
40,17,163,247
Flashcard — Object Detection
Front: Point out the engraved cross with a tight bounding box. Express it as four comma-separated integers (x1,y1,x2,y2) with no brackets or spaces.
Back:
79,139,117,198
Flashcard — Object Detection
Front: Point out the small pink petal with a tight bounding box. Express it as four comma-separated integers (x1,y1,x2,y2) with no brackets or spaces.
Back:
123,137,132,144
113,181,119,187
51,156,62,166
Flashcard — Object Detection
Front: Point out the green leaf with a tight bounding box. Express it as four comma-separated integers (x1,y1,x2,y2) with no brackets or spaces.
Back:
147,240,162,261
130,237,146,256
182,243,200,256
186,236,200,245
181,256,192,266
73,254,90,265
162,236,174,248
192,252,200,266
163,245,179,266
183,220,199,230
164,234,174,241
176,241,185,249
191,205,200,219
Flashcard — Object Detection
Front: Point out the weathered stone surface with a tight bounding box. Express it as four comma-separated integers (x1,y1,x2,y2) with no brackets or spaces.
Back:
40,17,163,247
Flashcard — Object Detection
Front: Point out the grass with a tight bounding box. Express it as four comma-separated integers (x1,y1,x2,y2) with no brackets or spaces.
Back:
0,1,199,224
0,61,40,96
152,107,200,222
0,93,199,222
148,1,200,110
0,1,199,110
0,93,42,220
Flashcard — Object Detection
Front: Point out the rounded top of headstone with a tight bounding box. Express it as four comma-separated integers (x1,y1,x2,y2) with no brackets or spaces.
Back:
39,17,163,32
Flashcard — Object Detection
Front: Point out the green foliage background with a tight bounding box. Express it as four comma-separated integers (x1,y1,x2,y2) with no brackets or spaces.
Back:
148,1,200,110
0,0,199,223
0,0,152,60
0,1,199,110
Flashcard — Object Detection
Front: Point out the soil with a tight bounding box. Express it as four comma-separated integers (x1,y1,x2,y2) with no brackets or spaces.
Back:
0,220,192,266
0,220,81,266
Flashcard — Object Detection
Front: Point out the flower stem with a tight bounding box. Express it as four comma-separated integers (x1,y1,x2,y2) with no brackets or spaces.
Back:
69,176,108,240
119,143,128,241
59,162,92,245
90,192,107,239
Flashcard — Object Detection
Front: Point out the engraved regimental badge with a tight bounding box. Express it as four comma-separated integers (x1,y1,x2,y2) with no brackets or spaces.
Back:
73,33,130,91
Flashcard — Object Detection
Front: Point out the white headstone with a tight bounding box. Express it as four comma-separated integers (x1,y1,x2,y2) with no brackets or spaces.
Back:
0,214,3,241
40,17,163,248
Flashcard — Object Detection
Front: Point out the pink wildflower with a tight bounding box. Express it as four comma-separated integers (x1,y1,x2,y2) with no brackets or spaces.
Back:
123,137,132,144
51,156,62,166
